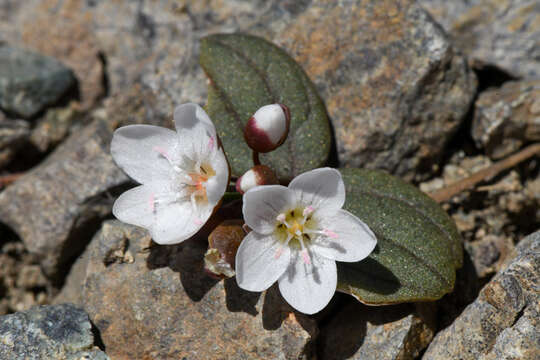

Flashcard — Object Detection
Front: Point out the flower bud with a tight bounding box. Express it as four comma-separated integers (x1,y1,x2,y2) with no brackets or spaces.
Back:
204,220,245,279
244,104,290,153
235,165,279,194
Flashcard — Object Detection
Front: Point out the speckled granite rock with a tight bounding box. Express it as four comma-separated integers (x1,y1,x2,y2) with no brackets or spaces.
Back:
0,112,29,168
0,303,109,360
0,45,75,118
1,0,476,180
273,0,477,180
419,0,540,78
82,220,318,360
423,230,540,360
29,103,83,153
320,301,436,360
472,80,540,159
0,119,128,277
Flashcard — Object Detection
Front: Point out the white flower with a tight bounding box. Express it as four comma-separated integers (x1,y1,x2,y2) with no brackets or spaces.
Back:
235,168,377,314
111,103,229,245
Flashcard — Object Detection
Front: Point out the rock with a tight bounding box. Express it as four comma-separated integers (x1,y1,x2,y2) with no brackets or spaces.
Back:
0,229,49,315
29,103,84,153
20,1,105,110
0,119,128,277
423,230,540,360
0,45,76,118
0,303,109,359
0,112,29,168
419,0,540,78
471,80,540,159
82,220,317,359
319,301,436,360
273,0,477,180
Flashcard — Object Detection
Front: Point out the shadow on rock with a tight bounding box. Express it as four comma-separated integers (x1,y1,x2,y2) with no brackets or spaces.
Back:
146,236,218,302
223,278,260,316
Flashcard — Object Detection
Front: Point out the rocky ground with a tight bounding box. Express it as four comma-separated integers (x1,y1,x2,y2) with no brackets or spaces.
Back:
0,0,538,359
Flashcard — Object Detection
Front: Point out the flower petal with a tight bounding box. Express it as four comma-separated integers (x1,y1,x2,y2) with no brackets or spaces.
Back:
111,125,177,184
235,232,290,292
174,103,216,138
174,103,219,164
205,148,229,206
112,184,159,229
149,199,211,245
278,253,337,314
288,168,345,217
242,185,296,234
311,209,377,262
113,181,212,245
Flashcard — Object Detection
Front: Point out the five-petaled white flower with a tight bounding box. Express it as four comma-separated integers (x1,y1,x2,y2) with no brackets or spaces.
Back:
235,168,377,314
111,103,229,245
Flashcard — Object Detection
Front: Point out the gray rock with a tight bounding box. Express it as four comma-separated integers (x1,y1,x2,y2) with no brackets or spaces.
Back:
423,230,540,360
472,80,540,159
29,103,84,154
82,220,318,359
0,111,29,168
272,0,477,180
0,303,109,360
0,119,128,277
1,0,476,180
0,45,75,118
320,301,436,360
419,0,540,78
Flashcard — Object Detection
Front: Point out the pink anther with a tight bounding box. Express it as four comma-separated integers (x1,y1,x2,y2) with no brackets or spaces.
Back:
302,206,314,217
276,213,286,222
149,193,155,212
194,218,203,225
208,136,215,151
274,247,284,259
323,229,338,239
153,146,172,162
301,250,311,265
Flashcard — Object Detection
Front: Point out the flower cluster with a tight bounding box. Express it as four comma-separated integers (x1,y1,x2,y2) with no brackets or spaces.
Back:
111,103,376,314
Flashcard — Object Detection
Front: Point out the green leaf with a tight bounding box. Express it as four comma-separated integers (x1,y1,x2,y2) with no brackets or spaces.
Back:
200,33,331,180
338,168,463,304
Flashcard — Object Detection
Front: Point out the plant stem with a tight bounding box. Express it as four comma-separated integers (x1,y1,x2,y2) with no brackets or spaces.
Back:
252,151,260,166
429,143,540,203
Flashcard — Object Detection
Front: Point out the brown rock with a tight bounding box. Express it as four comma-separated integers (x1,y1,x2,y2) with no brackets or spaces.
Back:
20,0,105,110
472,80,540,159
274,0,476,180
0,119,128,277
423,230,540,360
319,301,436,360
82,220,318,360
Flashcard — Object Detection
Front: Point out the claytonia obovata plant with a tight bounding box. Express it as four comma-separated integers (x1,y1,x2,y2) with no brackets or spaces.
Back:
111,103,229,245
236,168,377,314
111,102,377,314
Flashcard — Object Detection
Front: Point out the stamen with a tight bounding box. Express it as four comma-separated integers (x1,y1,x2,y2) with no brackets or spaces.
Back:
298,237,311,265
208,136,215,151
154,146,172,163
149,193,155,212
301,250,311,265
194,218,203,225
302,206,314,217
323,229,339,239
276,213,291,228
274,233,293,259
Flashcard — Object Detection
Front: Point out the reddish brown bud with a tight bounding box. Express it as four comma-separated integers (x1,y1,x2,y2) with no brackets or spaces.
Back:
235,165,279,194
244,104,290,153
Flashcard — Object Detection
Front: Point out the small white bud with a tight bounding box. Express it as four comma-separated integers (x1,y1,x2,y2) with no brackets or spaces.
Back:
235,165,279,194
244,104,290,153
